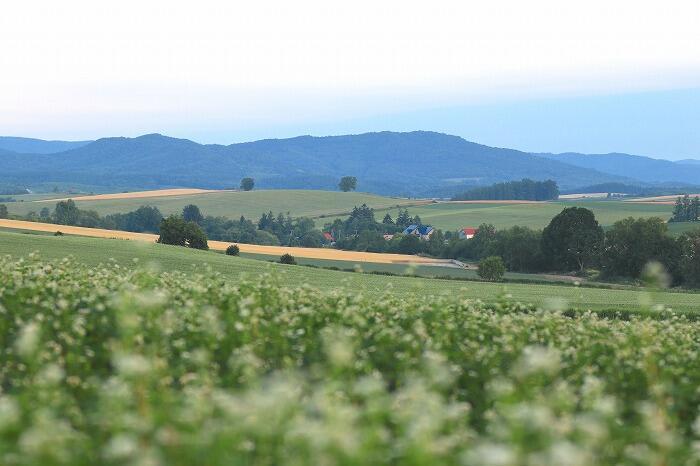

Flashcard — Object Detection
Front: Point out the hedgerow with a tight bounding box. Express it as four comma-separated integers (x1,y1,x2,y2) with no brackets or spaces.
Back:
2,254,700,465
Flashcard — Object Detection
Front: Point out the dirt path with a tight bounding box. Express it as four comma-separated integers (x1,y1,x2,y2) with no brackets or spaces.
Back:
441,200,544,204
0,219,457,266
34,188,229,203
625,194,700,204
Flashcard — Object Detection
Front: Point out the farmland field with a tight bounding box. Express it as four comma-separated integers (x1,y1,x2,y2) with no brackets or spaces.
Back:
367,200,675,231
667,221,700,235
0,229,698,312
0,219,452,265
3,252,700,464
3,189,425,219
3,190,678,234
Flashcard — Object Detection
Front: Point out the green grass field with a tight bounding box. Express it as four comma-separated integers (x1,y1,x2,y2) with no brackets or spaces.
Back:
668,221,700,235
5,190,683,235
362,200,675,231
1,229,697,312
4,190,422,219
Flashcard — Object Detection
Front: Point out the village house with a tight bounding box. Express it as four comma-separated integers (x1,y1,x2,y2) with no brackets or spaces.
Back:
458,227,478,239
322,232,335,244
402,224,434,240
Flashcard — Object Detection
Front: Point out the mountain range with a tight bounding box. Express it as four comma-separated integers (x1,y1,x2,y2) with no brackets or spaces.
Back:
0,131,698,196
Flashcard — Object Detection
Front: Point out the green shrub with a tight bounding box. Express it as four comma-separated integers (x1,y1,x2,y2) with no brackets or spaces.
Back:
478,255,506,281
280,253,296,264
225,244,240,256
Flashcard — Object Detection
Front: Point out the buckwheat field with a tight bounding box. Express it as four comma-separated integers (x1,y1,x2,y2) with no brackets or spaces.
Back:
2,254,700,465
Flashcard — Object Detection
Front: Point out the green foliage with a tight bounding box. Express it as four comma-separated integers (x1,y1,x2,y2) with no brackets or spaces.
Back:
157,215,209,250
53,199,81,225
104,205,163,233
182,204,204,224
670,194,700,222
240,177,255,191
677,230,700,288
602,217,679,281
338,176,357,192
280,253,296,264
542,207,604,272
225,244,240,256
454,178,559,201
490,225,545,272
4,257,700,464
478,255,506,281
0,203,7,219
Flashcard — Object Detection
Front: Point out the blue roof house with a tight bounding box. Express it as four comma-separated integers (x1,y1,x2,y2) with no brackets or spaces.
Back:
402,224,435,240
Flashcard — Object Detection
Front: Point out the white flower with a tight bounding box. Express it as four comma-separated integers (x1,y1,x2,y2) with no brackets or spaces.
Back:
113,354,152,376
104,433,138,460
15,321,40,358
0,396,20,431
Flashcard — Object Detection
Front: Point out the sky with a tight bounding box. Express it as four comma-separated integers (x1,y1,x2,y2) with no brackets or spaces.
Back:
1,0,699,159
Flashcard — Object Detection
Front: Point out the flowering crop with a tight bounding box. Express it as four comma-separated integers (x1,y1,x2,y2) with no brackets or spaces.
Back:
2,254,700,465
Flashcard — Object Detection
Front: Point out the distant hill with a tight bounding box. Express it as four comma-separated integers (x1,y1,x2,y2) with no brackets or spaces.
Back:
537,152,700,185
0,132,632,196
0,136,92,154
677,159,700,166
560,182,700,197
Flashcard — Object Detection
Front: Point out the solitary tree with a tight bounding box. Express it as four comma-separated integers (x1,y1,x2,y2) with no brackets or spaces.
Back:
478,256,506,281
53,200,80,225
541,207,603,272
157,215,208,250
182,204,203,224
338,176,357,192
226,244,240,256
0,204,7,219
240,177,255,191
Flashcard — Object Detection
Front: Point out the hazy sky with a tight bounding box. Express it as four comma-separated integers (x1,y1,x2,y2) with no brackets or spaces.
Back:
1,0,699,159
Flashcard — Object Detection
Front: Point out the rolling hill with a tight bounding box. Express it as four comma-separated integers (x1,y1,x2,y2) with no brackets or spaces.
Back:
538,152,700,185
0,132,632,195
0,136,91,154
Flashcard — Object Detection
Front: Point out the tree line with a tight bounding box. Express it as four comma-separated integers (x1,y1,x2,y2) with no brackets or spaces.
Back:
444,207,700,288
8,199,700,289
670,195,700,222
452,179,559,201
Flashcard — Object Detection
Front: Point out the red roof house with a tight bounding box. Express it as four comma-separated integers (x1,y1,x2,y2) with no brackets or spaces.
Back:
459,227,478,239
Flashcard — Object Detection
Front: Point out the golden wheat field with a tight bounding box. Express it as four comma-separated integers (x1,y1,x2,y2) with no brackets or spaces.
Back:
35,188,227,203
0,219,455,265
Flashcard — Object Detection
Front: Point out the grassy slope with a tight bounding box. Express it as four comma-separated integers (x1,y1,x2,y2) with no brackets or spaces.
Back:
668,221,700,235
5,190,420,219
1,229,697,312
359,200,675,231
6,191,680,234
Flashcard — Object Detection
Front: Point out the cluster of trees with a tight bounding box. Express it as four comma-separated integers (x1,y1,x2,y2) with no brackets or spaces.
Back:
0,204,7,219
338,176,357,192
157,216,208,250
257,211,325,247
26,200,165,233
452,179,559,201
178,204,327,247
670,195,700,222
325,204,444,255
443,207,700,288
